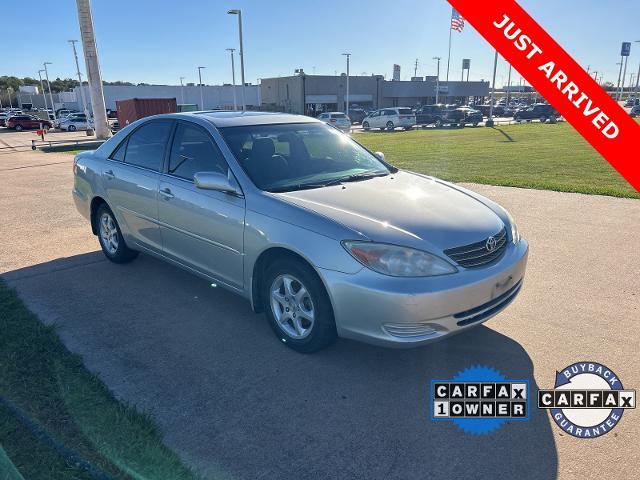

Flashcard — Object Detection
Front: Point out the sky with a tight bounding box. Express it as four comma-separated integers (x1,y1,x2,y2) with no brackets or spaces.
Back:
3,0,640,88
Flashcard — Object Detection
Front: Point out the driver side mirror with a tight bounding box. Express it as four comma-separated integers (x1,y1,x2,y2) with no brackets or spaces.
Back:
194,171,242,196
374,151,385,161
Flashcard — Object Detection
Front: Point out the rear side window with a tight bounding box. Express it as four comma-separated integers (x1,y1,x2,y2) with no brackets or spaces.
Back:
331,113,347,119
398,108,413,115
123,121,172,171
168,122,228,180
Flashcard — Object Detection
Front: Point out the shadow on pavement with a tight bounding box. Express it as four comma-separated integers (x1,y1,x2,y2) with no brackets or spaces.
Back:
3,252,558,480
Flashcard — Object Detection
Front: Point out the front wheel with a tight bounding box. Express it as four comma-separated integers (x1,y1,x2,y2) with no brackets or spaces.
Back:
362,121,370,131
96,204,138,263
15,125,23,131
434,118,443,128
263,258,337,353
539,116,547,123
386,121,395,131
68,124,77,131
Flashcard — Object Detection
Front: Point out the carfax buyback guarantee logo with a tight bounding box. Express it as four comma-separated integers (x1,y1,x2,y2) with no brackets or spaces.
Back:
430,365,530,434
538,362,636,438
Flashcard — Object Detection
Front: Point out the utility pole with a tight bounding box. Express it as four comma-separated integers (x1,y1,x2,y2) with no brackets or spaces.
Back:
228,9,246,111
342,53,351,114
433,57,441,104
76,0,110,139
179,76,185,105
69,40,90,120
486,50,498,128
43,63,57,123
226,48,238,110
197,66,206,110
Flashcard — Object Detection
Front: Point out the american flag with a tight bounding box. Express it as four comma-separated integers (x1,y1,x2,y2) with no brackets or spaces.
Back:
451,9,465,32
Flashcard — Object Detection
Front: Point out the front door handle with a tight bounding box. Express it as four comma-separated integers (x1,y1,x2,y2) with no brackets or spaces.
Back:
104,169,114,179
159,187,174,200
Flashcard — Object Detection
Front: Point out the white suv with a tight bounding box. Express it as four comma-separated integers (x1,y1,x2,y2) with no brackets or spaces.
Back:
362,107,416,131
317,112,352,132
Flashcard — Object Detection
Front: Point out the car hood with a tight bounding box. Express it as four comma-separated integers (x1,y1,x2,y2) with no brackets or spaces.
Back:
276,171,504,251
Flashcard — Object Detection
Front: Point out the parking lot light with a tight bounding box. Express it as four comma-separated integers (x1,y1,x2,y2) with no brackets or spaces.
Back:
227,9,246,111
69,40,90,121
486,50,499,128
197,66,206,110
226,48,238,110
43,63,57,122
433,57,441,103
342,53,351,114
37,70,49,113
179,76,186,105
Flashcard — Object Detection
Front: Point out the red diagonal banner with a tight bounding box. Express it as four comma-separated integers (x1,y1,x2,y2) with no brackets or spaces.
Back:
448,0,640,192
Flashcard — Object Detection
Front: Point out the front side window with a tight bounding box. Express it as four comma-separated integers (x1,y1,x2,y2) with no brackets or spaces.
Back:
123,121,172,171
219,122,392,192
168,122,228,180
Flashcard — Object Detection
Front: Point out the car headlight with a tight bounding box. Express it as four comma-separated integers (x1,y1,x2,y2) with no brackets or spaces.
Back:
503,209,520,244
342,241,457,277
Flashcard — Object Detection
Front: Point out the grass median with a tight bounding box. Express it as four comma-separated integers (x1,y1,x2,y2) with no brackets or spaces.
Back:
0,280,198,480
356,122,639,199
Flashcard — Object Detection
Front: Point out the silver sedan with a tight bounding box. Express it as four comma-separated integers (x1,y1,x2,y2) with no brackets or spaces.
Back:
73,111,528,352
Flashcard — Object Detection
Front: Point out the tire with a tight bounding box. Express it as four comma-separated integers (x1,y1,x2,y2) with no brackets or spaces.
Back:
362,121,370,131
404,126,412,131
514,115,521,122
15,125,23,131
68,124,77,131
96,204,138,264
472,122,479,127
434,118,443,128
459,122,466,128
539,116,547,123
263,258,337,353
549,116,557,124
386,121,395,131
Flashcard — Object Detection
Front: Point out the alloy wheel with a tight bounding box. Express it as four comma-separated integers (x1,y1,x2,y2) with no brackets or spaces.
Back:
99,212,119,255
270,274,315,339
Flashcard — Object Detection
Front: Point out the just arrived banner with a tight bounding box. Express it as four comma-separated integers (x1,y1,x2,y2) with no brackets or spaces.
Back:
448,0,640,192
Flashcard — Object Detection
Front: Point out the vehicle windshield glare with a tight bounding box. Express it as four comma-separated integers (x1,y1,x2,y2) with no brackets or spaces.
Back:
219,122,391,192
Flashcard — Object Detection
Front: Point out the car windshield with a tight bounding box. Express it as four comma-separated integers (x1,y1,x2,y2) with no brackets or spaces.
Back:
219,122,392,192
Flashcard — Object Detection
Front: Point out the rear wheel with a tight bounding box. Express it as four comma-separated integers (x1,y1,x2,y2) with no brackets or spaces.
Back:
96,204,138,263
15,125,23,131
434,118,443,128
386,121,394,131
539,116,547,123
68,124,77,131
263,258,337,353
362,121,370,131
472,122,479,127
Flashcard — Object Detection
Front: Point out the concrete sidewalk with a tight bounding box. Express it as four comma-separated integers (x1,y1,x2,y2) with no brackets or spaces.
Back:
1,146,639,479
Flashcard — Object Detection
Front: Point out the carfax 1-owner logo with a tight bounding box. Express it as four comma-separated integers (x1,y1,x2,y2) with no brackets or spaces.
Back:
430,365,530,435
538,362,636,438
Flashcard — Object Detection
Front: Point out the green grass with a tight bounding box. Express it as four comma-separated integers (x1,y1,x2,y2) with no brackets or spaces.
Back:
0,280,199,480
356,122,639,199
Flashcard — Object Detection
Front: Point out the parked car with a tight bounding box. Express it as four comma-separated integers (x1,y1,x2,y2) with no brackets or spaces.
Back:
0,112,9,127
362,107,416,131
317,112,352,131
624,98,639,107
347,108,367,124
58,113,94,131
415,104,467,127
513,103,558,123
454,107,483,126
73,112,527,352
6,114,52,131
629,104,640,117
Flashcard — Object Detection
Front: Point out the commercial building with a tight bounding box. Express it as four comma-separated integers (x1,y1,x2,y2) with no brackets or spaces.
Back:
260,73,490,115
19,84,261,112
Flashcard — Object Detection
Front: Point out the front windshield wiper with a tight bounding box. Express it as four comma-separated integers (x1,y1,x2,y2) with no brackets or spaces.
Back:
268,171,389,193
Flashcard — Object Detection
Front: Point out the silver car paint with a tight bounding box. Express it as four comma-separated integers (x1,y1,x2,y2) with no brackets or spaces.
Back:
73,112,528,347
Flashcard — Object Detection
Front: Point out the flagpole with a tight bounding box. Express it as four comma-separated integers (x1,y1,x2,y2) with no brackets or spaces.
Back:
446,22,452,84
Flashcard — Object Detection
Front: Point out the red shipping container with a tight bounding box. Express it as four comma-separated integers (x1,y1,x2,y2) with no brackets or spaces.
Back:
116,98,177,127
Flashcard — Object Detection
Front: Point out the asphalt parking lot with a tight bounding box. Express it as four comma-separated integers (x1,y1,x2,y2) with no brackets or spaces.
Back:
1,127,639,479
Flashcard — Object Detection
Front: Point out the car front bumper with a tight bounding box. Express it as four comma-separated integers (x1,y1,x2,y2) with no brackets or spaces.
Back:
319,239,528,348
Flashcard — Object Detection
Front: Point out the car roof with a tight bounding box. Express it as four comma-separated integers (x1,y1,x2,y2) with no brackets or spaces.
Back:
169,110,320,127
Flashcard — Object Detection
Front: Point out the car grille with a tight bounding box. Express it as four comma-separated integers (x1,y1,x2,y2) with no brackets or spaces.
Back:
444,227,507,268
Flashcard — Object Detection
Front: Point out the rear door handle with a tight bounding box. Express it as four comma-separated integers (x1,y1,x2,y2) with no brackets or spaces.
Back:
159,187,174,200
104,169,114,179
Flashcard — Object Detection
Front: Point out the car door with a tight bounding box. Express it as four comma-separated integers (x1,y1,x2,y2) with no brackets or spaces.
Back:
102,120,173,253
369,110,381,128
158,121,245,289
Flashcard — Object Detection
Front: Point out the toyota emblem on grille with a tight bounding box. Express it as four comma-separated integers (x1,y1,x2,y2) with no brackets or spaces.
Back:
485,236,497,252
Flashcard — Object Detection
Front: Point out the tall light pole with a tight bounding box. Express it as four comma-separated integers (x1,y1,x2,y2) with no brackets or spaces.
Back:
506,63,513,106
179,76,185,105
38,70,49,112
76,0,110,139
486,50,499,128
616,61,623,100
7,87,13,108
227,9,246,111
433,57,441,103
69,40,90,119
197,66,206,110
342,53,351,113
634,40,640,96
226,48,238,110
43,62,57,122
